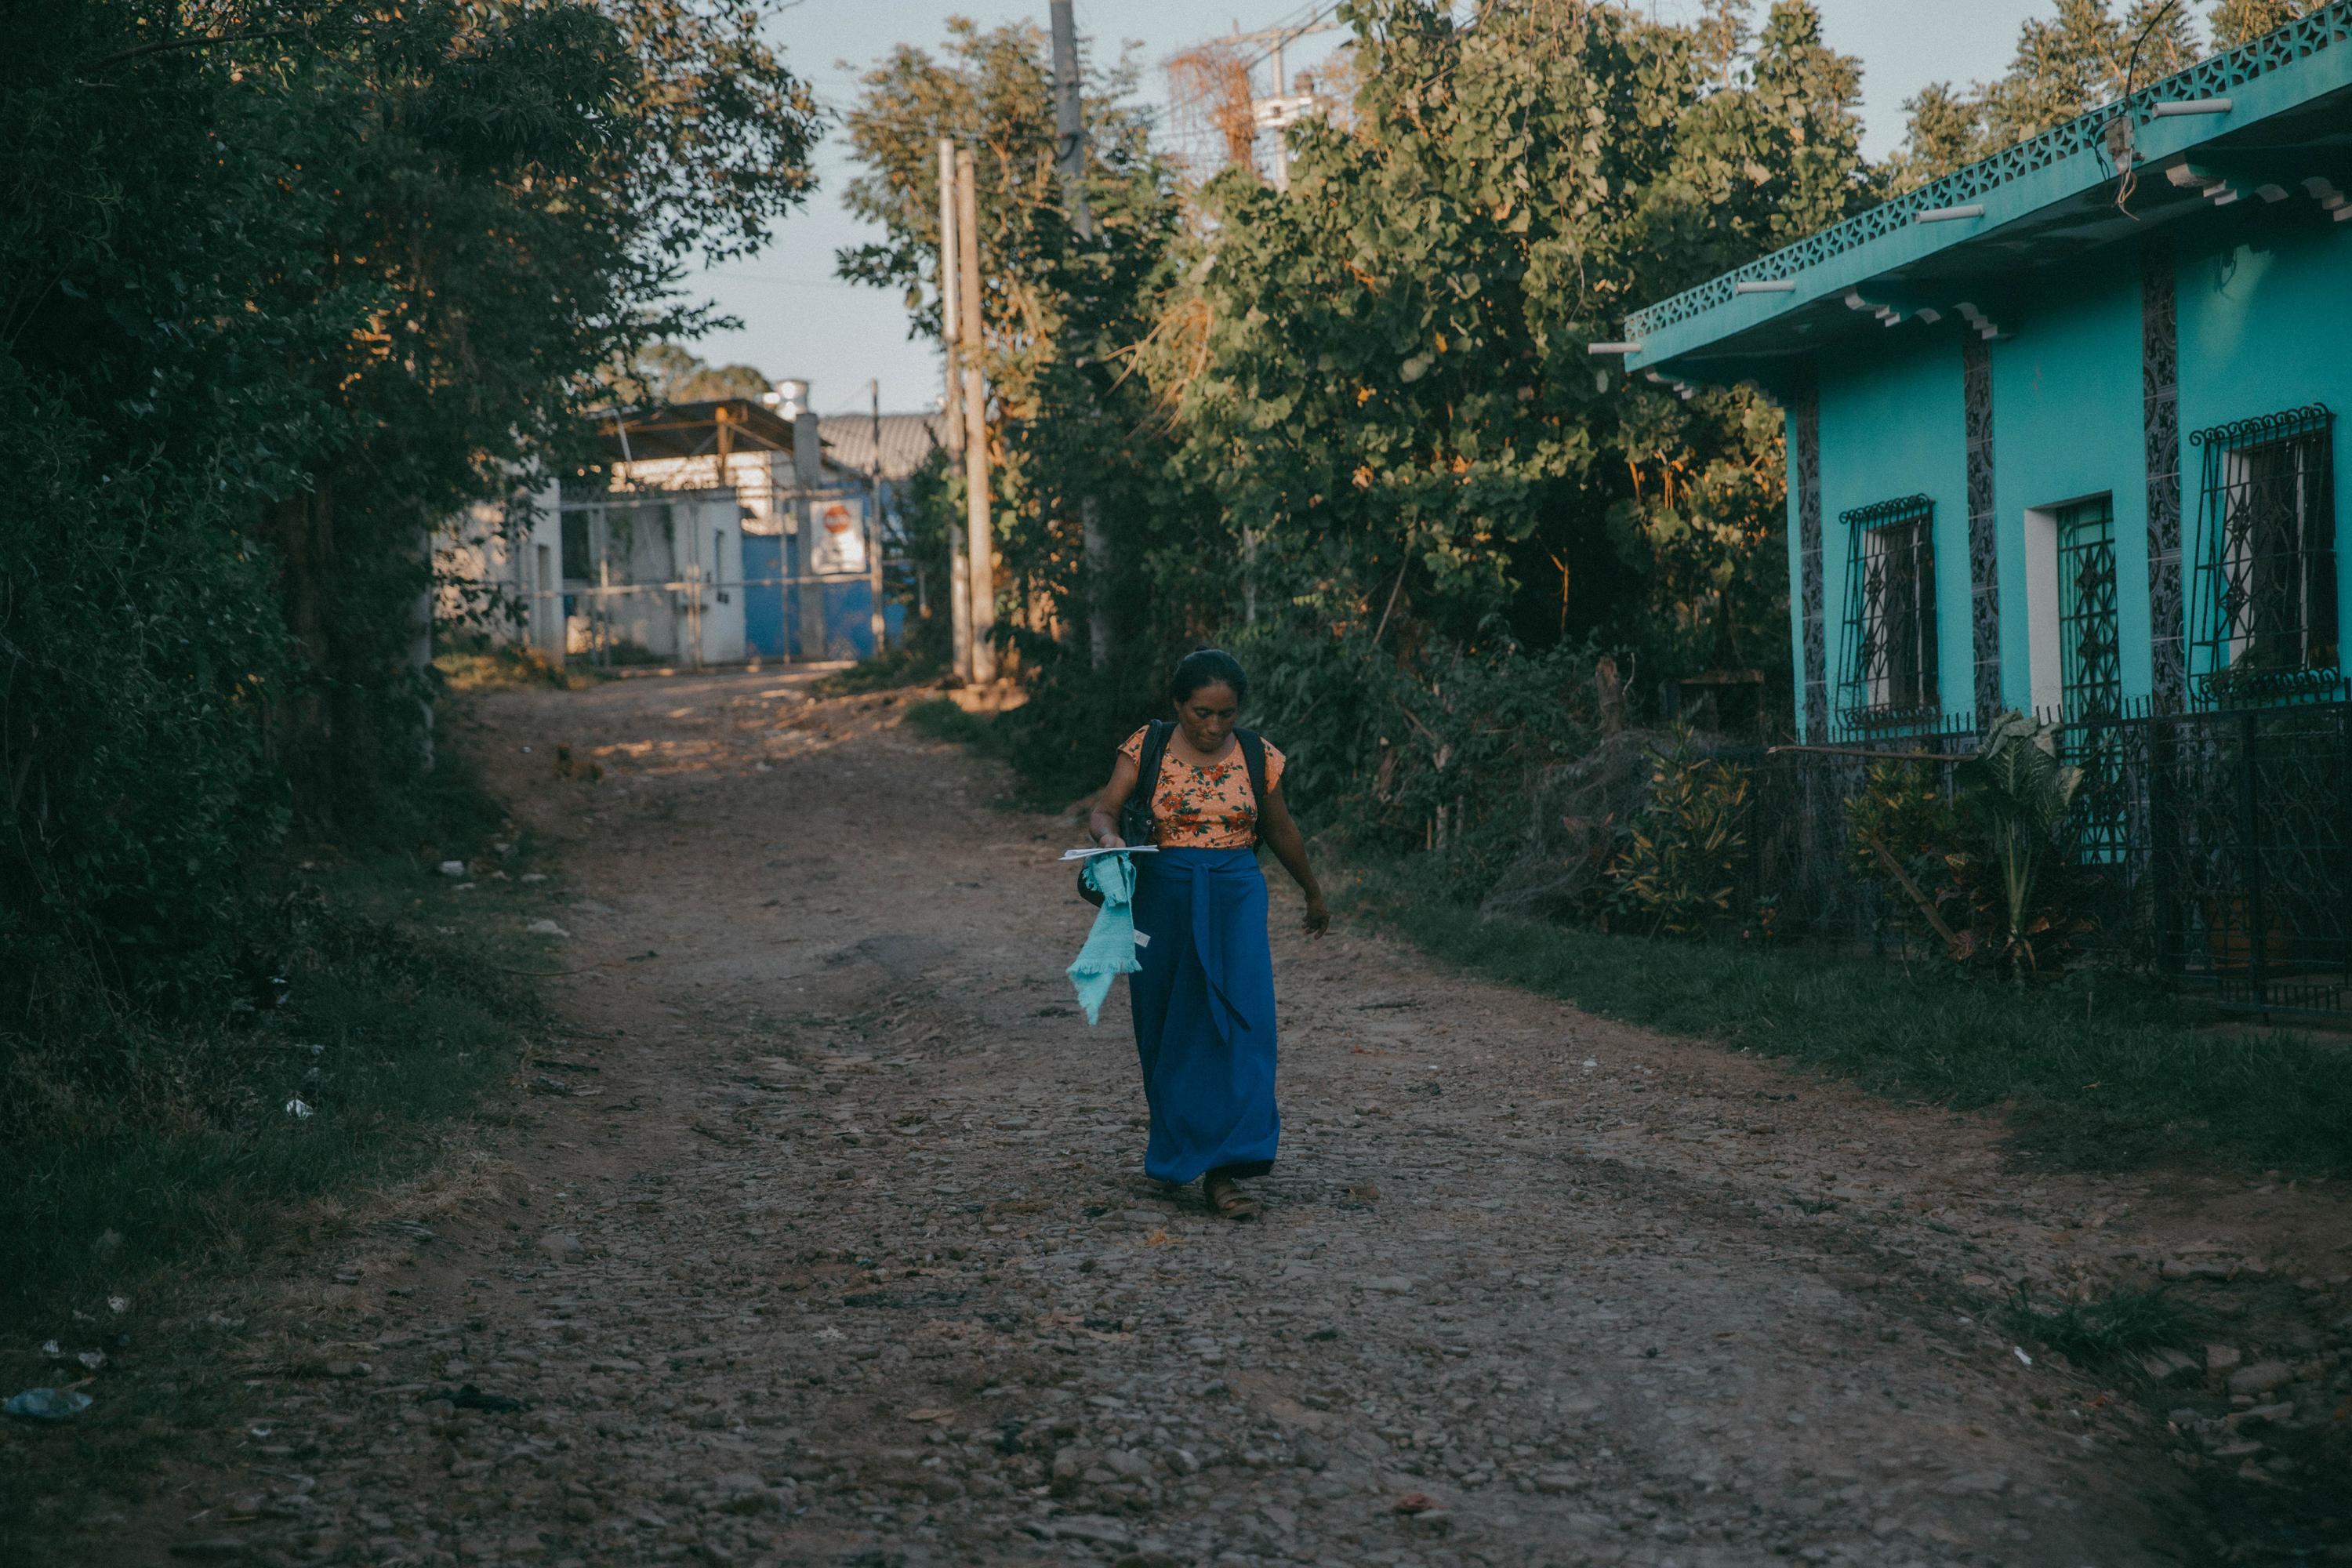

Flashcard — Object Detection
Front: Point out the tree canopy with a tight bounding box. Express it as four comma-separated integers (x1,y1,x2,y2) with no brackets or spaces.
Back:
1889,0,2320,188
2,0,818,1025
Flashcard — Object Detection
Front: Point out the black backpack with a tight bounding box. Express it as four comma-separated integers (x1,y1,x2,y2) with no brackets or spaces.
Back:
1081,720,1269,906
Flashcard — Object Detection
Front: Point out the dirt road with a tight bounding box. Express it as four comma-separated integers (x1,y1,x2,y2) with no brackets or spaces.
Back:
88,670,2352,1567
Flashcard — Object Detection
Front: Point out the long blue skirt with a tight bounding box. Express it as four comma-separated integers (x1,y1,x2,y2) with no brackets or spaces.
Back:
1127,848,1280,1183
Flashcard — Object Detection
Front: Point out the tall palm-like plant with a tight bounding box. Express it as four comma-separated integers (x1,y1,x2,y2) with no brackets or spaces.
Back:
1956,711,2085,978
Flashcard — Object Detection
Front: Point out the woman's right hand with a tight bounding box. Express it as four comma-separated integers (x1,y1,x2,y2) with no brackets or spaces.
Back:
1096,831,1127,850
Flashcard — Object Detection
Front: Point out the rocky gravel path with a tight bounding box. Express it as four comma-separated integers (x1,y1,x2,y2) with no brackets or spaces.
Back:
71,670,2352,1568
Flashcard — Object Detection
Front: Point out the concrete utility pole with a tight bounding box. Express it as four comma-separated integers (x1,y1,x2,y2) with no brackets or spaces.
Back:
937,137,973,683
1269,36,1289,191
1051,1,1112,669
786,380,827,662
867,378,887,657
955,146,998,686
1050,0,1092,240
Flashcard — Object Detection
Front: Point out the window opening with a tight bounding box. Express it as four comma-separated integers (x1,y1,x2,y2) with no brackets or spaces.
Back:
559,510,592,581
2056,495,2127,862
2190,404,2337,705
1838,495,1939,729
2057,496,2122,719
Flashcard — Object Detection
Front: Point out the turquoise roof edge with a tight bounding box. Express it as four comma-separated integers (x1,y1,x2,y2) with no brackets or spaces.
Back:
1623,0,2352,373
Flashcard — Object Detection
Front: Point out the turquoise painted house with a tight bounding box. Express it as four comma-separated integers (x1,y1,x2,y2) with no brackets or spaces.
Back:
1615,4,2352,744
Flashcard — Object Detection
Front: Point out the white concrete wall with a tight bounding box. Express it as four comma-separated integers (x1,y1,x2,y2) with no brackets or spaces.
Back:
554,488,744,667
436,482,565,662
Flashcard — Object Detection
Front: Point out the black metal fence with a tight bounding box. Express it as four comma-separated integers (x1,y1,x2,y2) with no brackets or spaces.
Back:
1729,694,2352,1018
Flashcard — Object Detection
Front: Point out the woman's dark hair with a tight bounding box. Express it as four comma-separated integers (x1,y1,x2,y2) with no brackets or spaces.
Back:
1169,647,1248,706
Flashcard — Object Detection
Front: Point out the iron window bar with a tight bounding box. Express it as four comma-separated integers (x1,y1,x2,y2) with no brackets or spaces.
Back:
2189,403,2338,706
2056,495,2129,862
1838,495,1940,731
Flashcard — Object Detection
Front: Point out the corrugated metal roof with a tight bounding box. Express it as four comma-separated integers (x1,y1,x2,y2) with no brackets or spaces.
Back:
814,411,951,481
593,398,797,463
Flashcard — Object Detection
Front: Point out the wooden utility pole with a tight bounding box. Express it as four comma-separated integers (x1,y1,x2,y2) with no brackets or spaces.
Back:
789,383,826,662
1052,1,1112,669
866,378,887,657
937,137,973,683
1051,1,1092,240
955,146,998,686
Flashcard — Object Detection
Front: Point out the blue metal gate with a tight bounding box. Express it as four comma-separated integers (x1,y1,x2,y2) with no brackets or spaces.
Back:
739,535,899,660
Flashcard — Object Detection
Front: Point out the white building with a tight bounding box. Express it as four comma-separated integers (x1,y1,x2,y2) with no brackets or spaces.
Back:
440,382,898,668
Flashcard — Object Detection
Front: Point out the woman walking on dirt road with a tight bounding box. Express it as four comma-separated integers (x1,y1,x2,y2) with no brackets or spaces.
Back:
1087,648,1330,1221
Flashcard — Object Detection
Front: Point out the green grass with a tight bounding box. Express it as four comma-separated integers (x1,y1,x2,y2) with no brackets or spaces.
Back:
902,694,999,746
0,746,543,1338
434,642,606,691
813,644,946,695
1348,856,2352,1176
2002,1286,2198,1368
0,749,548,1534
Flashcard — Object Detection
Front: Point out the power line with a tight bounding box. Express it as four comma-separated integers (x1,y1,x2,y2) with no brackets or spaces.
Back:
705,272,875,290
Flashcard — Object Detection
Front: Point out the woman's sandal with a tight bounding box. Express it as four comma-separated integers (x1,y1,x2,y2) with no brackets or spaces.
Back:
1203,1173,1262,1222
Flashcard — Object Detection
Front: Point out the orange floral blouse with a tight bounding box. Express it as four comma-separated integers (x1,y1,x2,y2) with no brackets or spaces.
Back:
1119,727,1286,849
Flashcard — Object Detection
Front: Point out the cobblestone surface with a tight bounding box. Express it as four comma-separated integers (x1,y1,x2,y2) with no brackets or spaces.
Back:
67,670,2352,1567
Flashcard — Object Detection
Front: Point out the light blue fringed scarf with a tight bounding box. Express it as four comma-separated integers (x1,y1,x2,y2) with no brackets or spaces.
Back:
1066,852,1144,1024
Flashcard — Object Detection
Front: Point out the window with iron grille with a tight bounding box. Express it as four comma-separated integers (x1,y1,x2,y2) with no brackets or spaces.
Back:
2056,495,2129,862
1838,495,1939,727
2058,496,2122,720
2190,404,2337,705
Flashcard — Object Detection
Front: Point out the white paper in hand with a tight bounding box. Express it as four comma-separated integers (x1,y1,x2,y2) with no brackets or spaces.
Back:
1058,844,1160,862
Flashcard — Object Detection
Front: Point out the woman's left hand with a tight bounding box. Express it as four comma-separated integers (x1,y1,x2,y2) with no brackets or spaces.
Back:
1302,897,1330,936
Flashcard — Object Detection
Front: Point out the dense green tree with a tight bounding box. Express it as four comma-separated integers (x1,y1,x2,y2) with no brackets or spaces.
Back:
1163,0,1870,673
838,18,1185,667
828,0,1881,808
2,0,818,1022
1889,0,2309,187
616,344,778,405
2209,0,2322,45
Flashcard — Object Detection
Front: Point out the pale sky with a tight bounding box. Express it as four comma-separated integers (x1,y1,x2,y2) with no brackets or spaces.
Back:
697,0,2063,417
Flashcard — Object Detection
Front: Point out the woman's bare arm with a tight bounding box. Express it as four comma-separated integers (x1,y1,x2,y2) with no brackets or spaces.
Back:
1257,786,1330,935
1088,753,1141,848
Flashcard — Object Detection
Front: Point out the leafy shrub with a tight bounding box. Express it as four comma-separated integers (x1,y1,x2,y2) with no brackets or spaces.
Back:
0,379,291,1026
1844,716,2096,976
985,623,1640,910
1231,626,1610,902
1959,711,2092,978
1604,732,1752,935
1846,760,1974,947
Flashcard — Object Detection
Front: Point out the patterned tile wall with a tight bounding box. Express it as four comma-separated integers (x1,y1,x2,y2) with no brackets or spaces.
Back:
1796,390,1827,742
2143,237,2183,709
1963,332,2002,720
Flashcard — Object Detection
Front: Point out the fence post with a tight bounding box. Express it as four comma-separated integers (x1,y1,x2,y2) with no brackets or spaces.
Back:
2341,705,2352,999
2146,708,2177,977
2241,710,2266,1011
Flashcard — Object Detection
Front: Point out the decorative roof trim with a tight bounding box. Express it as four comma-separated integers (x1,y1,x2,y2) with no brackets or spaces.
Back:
1623,1,2352,344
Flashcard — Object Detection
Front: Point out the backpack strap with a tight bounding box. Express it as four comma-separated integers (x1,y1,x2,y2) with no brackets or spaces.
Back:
1136,719,1174,793
1120,719,1174,844
1235,729,1270,844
